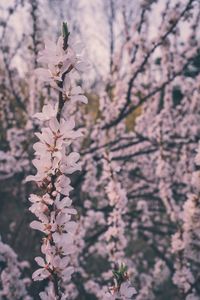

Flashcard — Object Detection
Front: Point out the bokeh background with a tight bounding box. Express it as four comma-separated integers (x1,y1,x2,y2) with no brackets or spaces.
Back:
0,0,200,299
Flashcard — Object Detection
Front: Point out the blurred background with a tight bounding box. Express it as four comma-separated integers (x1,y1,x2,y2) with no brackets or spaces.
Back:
0,0,200,299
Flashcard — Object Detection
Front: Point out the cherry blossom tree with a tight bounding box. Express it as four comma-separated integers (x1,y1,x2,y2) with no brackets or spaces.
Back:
0,0,200,299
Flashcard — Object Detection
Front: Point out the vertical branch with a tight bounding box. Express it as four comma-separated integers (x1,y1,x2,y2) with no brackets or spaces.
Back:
29,0,40,68
108,0,115,75
26,22,89,299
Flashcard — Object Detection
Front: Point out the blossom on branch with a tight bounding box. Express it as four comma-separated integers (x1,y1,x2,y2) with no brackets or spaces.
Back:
26,22,88,298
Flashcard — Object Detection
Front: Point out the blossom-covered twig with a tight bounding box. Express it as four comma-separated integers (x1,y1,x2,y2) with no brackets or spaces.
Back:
103,152,128,263
102,152,136,299
26,22,88,299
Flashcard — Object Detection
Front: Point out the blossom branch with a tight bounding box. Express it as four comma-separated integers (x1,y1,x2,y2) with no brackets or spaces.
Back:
26,22,88,299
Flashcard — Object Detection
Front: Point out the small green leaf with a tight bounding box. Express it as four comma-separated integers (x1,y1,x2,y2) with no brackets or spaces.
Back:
62,22,69,39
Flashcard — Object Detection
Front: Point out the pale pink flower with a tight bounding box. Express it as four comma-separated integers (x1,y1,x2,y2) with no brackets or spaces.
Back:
34,104,57,121
29,194,53,217
60,152,81,174
30,212,55,234
32,257,51,281
52,212,77,244
119,282,137,299
55,196,77,215
35,67,62,86
39,285,56,300
55,174,73,196
63,76,88,104
49,255,74,280
38,36,71,67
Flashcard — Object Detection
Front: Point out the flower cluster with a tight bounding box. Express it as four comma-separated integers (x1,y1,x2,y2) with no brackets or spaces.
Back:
101,153,136,299
103,153,128,262
0,237,31,300
26,23,88,297
172,142,200,298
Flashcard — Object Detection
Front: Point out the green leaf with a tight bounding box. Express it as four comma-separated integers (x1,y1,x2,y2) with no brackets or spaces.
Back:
62,22,69,39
